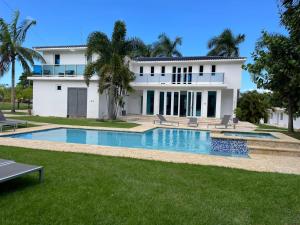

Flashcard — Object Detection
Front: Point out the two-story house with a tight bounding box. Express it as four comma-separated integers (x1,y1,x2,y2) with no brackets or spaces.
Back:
29,45,246,119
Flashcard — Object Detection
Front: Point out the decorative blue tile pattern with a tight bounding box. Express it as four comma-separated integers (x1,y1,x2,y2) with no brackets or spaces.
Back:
211,138,248,156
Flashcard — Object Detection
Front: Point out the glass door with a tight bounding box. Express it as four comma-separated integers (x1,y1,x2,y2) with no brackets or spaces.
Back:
195,92,202,117
207,91,216,117
146,90,154,115
187,91,194,117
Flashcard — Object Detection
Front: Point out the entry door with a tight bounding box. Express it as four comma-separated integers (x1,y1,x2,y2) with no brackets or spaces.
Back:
67,88,87,117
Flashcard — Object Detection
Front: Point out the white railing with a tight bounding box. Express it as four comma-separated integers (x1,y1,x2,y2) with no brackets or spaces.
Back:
133,73,224,85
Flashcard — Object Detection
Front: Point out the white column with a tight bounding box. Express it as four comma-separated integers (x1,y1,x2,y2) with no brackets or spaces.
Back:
154,90,160,115
201,90,208,118
216,90,222,118
232,89,237,117
142,89,147,115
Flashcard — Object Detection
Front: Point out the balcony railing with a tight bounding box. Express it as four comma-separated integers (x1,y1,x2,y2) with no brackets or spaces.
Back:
33,64,86,76
133,73,224,85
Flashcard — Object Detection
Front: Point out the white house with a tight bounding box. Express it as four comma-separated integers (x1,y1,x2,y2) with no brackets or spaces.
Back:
267,107,300,129
29,45,246,119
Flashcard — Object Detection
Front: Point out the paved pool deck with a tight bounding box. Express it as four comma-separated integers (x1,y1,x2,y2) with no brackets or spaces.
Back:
0,124,300,175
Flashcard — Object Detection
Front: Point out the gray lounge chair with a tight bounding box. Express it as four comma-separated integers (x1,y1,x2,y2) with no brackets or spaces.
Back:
214,115,231,128
0,159,44,183
188,117,198,127
0,122,17,132
154,114,179,126
0,111,27,130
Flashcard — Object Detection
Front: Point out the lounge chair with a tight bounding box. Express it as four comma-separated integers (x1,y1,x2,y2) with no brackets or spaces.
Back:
0,111,28,129
154,114,179,126
0,159,44,183
214,115,231,128
188,117,198,127
0,122,17,132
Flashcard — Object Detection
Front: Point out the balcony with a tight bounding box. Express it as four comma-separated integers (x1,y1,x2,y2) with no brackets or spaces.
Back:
33,64,86,76
132,73,224,85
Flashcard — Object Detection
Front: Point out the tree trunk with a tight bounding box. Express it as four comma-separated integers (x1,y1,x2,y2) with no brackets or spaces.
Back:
107,87,116,120
288,96,294,133
11,59,16,113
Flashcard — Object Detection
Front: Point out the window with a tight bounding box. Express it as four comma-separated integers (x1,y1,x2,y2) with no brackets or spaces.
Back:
161,66,165,76
55,54,60,65
183,67,187,84
172,67,176,83
151,66,154,76
57,85,62,91
139,66,143,76
199,65,204,76
280,113,283,120
86,55,92,63
159,92,164,115
177,68,181,84
188,66,192,84
270,113,273,119
211,65,216,75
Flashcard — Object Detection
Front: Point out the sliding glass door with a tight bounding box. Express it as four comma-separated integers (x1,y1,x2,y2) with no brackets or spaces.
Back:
146,90,154,115
207,91,216,117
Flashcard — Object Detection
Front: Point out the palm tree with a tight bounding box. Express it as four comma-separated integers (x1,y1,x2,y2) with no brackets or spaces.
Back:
207,29,245,57
152,33,182,57
0,11,45,112
84,21,142,120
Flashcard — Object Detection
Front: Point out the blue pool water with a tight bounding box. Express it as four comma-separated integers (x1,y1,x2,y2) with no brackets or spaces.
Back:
8,128,215,154
223,132,277,139
7,128,248,157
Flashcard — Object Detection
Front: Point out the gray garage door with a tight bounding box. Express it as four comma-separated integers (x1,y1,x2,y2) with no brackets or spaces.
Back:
67,88,87,117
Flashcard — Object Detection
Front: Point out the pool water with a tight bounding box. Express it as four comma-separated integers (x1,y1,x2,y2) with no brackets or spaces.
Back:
223,132,276,139
9,128,213,154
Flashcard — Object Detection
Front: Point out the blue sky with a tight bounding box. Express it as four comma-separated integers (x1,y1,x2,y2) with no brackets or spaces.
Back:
0,0,285,91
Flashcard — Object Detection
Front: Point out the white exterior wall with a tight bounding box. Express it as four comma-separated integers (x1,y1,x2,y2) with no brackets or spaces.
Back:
31,47,245,119
268,110,300,129
42,51,87,64
32,79,100,118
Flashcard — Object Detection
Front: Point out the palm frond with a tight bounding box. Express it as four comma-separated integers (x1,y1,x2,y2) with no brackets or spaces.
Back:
16,18,37,43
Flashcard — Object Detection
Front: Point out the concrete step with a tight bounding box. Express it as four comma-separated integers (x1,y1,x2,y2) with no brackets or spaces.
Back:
249,145,300,157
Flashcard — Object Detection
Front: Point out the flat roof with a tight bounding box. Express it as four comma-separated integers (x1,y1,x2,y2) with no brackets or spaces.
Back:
133,56,246,62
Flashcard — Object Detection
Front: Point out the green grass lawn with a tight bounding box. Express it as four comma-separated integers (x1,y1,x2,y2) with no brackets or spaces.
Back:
0,102,30,110
13,116,139,128
0,146,299,225
256,124,300,140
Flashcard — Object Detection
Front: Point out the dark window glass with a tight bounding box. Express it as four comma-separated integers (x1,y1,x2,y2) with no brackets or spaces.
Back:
177,68,181,84
207,91,216,117
139,66,143,76
212,65,216,75
172,67,176,83
57,85,62,91
173,92,179,115
161,66,165,76
199,65,203,76
166,92,172,115
151,66,154,76
188,66,192,84
55,54,60,65
159,92,164,115
146,90,155,115
196,92,201,116
183,68,187,84
86,55,92,63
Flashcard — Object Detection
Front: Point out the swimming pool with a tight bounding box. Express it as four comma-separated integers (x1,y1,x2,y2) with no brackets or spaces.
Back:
7,128,247,157
223,131,277,139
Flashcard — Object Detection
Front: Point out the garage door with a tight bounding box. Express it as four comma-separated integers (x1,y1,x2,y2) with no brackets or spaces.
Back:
67,88,87,117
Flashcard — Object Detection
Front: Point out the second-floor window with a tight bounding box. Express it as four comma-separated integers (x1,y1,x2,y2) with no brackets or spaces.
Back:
161,66,165,76
55,54,60,65
139,66,143,76
211,65,216,76
151,66,154,76
86,55,92,64
199,65,203,76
